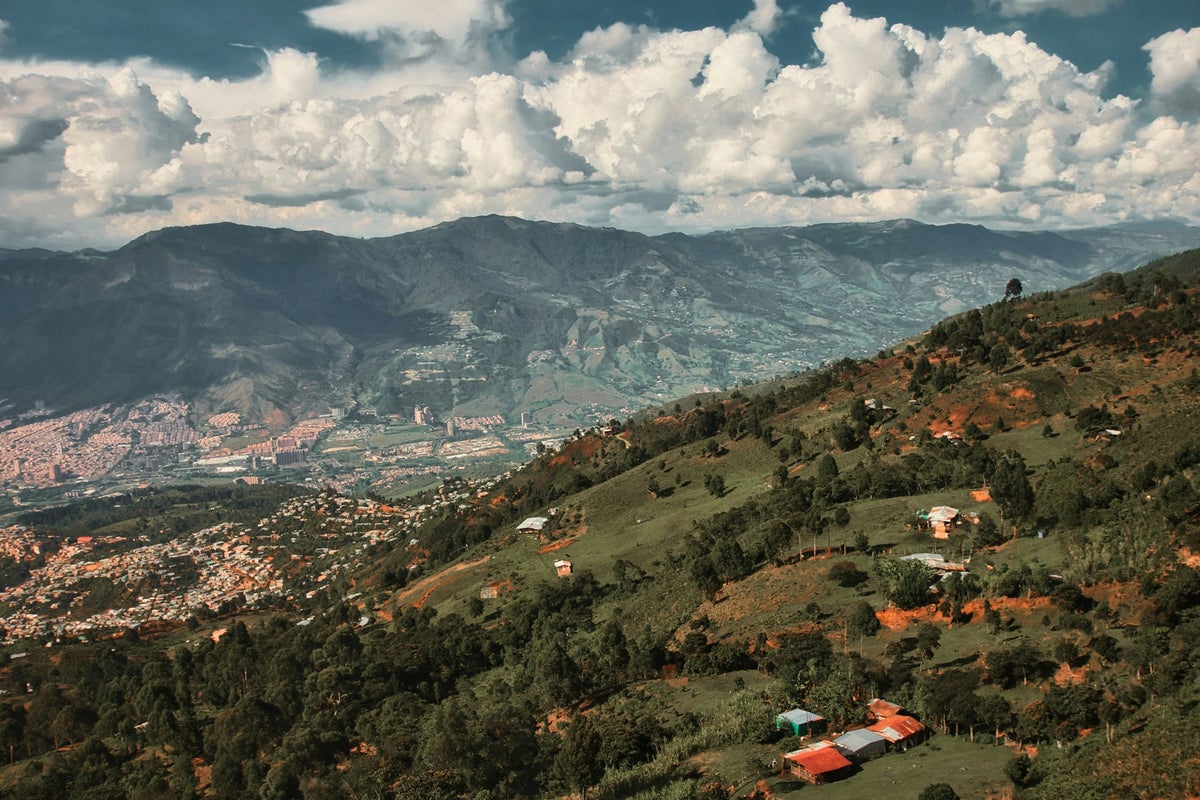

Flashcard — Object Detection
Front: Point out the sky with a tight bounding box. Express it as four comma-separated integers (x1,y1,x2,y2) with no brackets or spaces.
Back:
0,1,1198,249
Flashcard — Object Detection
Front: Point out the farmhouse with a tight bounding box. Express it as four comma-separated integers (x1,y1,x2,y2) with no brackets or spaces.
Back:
516,516,550,534
867,714,928,750
782,742,854,784
917,505,960,538
554,559,572,577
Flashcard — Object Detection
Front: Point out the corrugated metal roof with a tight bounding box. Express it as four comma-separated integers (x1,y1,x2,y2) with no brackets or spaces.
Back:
867,698,904,718
835,728,887,750
867,714,925,742
777,708,824,726
785,745,853,774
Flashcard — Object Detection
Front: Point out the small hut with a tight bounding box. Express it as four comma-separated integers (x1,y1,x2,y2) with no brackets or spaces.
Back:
775,708,826,738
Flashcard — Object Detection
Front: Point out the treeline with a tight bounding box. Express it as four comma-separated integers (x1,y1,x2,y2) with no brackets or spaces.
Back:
17,484,310,540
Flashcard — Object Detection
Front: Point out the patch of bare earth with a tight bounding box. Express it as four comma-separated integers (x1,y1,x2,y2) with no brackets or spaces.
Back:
876,596,1053,632
931,382,1042,434
392,555,490,608
680,561,824,645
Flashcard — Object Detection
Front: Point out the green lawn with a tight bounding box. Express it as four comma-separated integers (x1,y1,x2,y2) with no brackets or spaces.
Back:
759,734,1013,800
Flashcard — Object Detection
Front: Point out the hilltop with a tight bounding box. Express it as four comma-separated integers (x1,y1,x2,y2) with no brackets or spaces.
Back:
1,249,1199,799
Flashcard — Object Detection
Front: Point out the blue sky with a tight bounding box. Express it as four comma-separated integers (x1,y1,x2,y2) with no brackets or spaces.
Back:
0,0,1198,248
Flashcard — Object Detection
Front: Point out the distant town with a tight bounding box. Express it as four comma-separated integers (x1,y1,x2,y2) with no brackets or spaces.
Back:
0,394,605,513
0,478,504,643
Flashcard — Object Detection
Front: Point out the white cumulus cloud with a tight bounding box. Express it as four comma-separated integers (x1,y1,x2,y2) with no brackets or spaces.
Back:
736,0,783,37
305,0,511,62
0,2,1197,248
1145,27,1200,115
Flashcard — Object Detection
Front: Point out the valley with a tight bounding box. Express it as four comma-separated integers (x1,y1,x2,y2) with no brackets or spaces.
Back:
0,248,1198,799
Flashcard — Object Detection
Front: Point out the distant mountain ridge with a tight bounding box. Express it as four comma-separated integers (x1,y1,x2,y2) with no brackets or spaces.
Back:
2,216,1198,424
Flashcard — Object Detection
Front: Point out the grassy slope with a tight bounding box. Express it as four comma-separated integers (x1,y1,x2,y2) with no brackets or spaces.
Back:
372,261,1200,798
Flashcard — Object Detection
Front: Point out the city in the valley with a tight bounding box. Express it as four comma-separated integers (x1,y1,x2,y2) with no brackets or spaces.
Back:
0,394,593,507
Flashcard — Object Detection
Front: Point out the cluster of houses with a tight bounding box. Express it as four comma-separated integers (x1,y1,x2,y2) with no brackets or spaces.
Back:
515,515,574,577
775,699,929,784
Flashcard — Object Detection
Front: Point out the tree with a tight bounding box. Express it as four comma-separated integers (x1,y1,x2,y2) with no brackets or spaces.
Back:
919,784,961,800
815,454,839,482
991,453,1034,522
1004,278,1023,300
553,715,603,798
834,423,860,451
976,692,1014,743
988,343,1010,372
828,561,867,588
982,598,1003,633
847,600,880,639
532,634,583,707
1004,753,1033,787
877,558,936,609
974,513,1004,548
703,473,726,498
690,556,723,601
915,622,942,660
1075,404,1114,435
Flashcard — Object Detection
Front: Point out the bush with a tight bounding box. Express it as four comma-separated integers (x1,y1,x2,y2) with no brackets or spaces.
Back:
827,561,867,588
918,783,960,800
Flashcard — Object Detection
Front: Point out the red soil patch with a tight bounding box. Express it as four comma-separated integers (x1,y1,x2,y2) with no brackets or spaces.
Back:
193,758,211,795
971,487,993,502
538,531,583,553
967,595,1052,618
1082,581,1155,623
1053,662,1090,686
548,435,603,467
924,381,1044,436
877,595,1053,632
876,605,945,630
393,555,490,608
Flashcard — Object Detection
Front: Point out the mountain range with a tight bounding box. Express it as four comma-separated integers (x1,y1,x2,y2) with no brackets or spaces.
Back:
2,216,1198,425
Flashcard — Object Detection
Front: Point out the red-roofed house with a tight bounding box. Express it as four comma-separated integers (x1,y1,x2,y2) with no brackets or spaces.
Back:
782,743,854,784
867,714,928,750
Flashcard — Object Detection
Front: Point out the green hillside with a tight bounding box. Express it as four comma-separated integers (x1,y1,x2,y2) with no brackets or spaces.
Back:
2,250,1200,799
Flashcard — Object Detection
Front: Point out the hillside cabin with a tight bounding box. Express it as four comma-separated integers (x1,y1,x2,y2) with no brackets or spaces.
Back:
776,708,826,738
782,742,854,783
833,728,888,762
554,559,573,577
516,516,550,535
917,505,961,538
867,714,928,750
